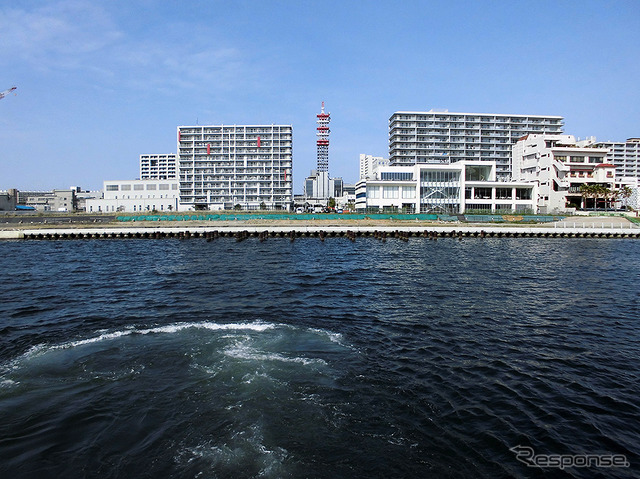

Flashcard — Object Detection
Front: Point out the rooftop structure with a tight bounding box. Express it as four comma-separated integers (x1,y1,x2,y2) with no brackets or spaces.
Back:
389,110,564,178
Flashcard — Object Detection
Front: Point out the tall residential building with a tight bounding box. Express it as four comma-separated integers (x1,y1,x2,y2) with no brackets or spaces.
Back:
512,134,613,213
593,138,640,179
140,154,177,180
359,154,389,180
177,125,293,210
389,110,564,178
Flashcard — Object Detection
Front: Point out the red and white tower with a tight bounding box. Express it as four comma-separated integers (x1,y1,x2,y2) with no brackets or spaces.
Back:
316,102,331,173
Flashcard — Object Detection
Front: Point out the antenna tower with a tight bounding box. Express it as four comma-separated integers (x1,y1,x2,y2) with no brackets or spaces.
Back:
316,102,330,173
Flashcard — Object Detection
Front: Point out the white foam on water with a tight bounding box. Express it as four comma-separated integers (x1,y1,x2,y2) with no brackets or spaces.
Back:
0,379,17,388
0,321,280,381
176,424,290,478
307,327,345,345
2,321,347,385
7,321,275,361
223,343,327,367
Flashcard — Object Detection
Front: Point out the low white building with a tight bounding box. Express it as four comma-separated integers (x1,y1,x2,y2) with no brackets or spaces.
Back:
355,160,536,214
86,180,179,213
512,134,615,213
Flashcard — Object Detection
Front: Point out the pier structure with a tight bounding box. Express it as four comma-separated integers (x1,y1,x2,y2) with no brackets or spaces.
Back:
1,223,639,241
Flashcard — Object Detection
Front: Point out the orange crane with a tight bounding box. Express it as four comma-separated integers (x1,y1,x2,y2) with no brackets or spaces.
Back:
0,86,17,100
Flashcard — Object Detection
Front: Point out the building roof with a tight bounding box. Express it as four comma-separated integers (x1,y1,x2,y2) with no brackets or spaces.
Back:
391,111,563,119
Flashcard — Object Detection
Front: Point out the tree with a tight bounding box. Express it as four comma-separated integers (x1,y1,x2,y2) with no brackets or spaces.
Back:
327,197,336,209
598,185,611,211
580,184,596,210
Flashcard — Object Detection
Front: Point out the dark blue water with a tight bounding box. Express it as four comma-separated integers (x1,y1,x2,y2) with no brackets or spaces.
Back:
0,237,638,478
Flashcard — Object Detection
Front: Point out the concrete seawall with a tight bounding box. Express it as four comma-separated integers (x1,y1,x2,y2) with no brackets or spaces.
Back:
2,224,639,241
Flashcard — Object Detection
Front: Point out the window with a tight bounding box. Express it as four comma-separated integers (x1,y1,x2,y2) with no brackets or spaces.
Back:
496,188,512,200
121,184,131,191
367,186,380,198
474,188,492,199
420,170,460,183
516,188,532,200
106,185,119,191
134,184,144,191
147,184,157,190
570,156,585,163
383,186,399,199
159,184,170,190
381,172,413,181
401,187,415,199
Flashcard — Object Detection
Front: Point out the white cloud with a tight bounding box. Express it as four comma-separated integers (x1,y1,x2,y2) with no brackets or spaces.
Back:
0,0,262,93
0,0,123,70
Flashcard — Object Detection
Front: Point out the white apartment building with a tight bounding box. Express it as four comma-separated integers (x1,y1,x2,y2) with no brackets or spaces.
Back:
86,180,179,213
359,154,389,180
140,154,177,180
355,160,536,214
178,125,293,210
389,110,564,178
594,138,640,179
512,134,614,213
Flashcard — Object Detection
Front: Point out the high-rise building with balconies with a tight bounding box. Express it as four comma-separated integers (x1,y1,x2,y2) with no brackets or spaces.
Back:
140,154,177,180
594,138,640,179
389,110,564,179
177,125,293,210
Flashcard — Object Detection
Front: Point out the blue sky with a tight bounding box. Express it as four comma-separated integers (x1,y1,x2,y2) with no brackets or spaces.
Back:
1,0,639,192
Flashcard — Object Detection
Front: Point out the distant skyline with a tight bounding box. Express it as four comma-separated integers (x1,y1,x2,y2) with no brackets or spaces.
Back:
1,0,639,192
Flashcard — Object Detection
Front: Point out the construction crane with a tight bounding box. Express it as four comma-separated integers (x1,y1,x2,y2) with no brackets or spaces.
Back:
0,86,17,100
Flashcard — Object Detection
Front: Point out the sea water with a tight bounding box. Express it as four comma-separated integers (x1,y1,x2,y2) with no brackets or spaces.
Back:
0,238,638,478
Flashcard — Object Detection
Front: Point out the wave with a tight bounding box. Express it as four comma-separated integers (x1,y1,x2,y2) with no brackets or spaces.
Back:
224,344,328,366
15,321,277,359
1,321,347,378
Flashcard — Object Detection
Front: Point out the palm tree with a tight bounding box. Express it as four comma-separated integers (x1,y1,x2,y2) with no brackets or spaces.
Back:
599,185,612,211
580,184,597,210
